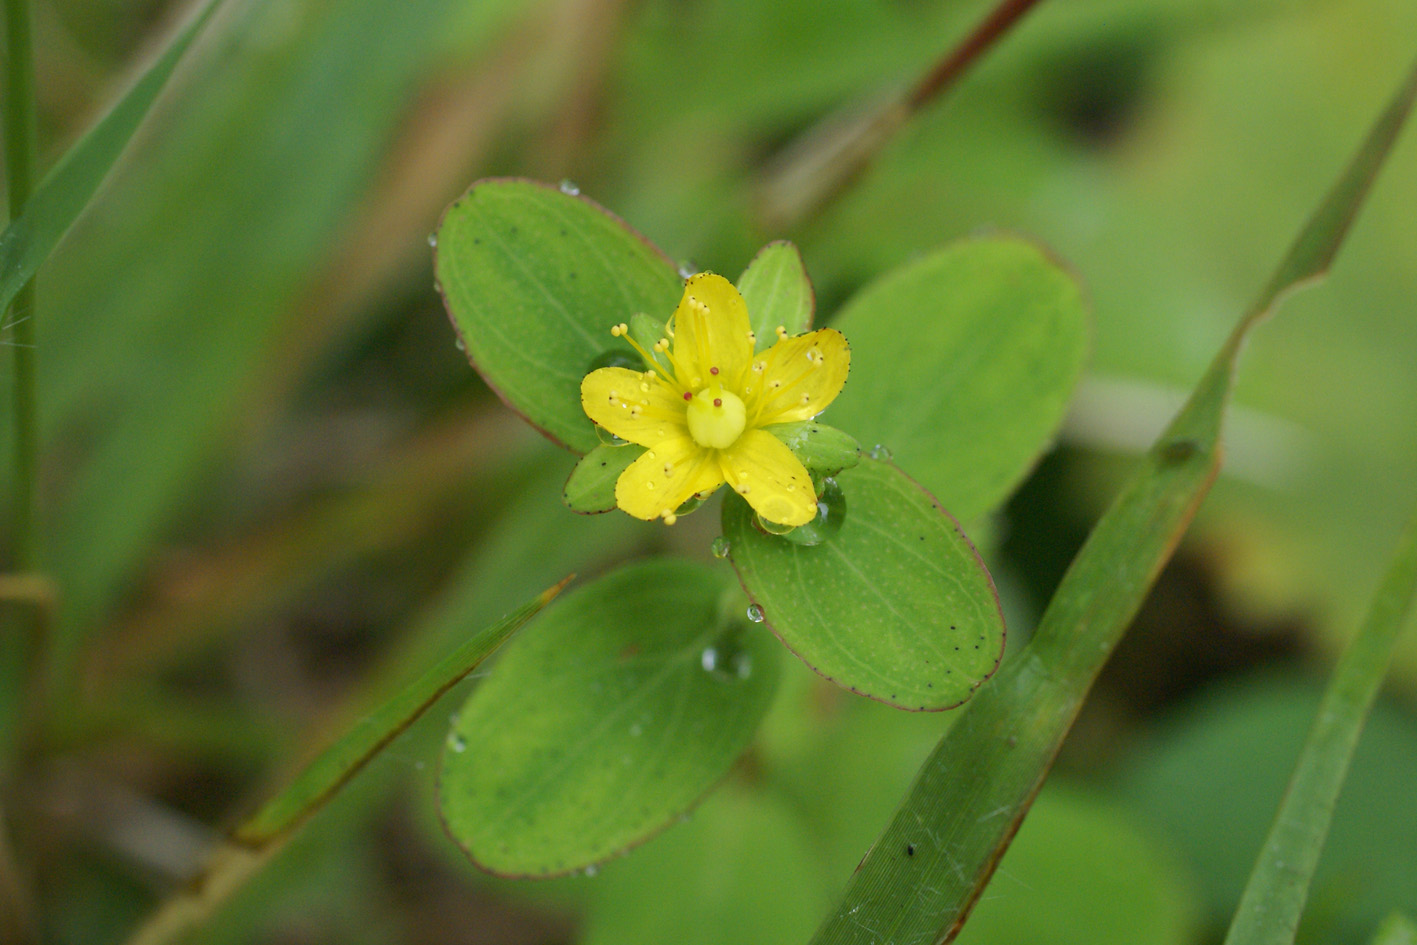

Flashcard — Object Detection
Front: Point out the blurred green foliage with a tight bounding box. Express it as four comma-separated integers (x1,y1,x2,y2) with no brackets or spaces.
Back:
3,0,1416,942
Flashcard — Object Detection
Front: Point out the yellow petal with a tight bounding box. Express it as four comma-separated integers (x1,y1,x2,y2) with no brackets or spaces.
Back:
747,328,850,426
718,428,818,527
670,273,754,391
615,435,724,521
581,367,688,446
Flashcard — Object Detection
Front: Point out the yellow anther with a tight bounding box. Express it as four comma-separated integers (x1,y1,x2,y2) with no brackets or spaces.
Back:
662,510,678,525
775,325,788,340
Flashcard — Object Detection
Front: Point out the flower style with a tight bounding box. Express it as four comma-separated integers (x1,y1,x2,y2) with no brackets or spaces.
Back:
581,273,849,527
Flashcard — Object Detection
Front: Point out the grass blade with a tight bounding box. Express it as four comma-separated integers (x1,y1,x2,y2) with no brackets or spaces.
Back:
1223,512,1417,945
0,0,222,317
123,578,570,945
806,56,1417,945
235,576,571,843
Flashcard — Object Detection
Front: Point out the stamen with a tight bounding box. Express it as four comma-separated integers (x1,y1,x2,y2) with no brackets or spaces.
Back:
775,325,788,340
662,510,678,525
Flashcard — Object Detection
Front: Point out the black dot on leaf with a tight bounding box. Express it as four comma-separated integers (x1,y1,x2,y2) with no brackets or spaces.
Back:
906,843,916,856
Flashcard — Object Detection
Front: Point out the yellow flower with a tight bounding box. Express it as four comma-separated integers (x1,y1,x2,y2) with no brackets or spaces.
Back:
581,273,849,527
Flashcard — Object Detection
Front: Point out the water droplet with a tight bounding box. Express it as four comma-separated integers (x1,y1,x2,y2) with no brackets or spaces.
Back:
595,425,627,447
702,640,753,682
426,232,438,247
677,260,699,280
746,604,765,623
453,337,466,352
781,477,846,547
558,179,581,196
710,536,731,558
447,733,467,753
583,864,598,877
869,444,893,461
755,513,795,536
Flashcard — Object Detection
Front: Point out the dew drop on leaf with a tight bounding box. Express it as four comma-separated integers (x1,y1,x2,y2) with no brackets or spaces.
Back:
869,443,893,461
746,604,765,623
595,425,627,447
710,536,731,558
558,179,581,196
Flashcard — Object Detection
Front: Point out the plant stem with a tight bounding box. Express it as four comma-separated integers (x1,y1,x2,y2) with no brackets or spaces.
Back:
3,0,39,574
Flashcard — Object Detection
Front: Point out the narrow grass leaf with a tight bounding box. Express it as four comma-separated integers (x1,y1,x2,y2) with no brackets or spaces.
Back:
807,56,1417,945
1223,511,1417,945
0,0,222,315
234,577,571,844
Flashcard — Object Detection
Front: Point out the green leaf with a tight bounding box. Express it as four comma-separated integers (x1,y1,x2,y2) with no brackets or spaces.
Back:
581,784,832,945
0,0,222,317
1120,675,1417,943
954,784,1200,945
563,444,646,513
234,578,571,844
435,179,684,454
438,559,781,877
764,420,860,477
722,458,1003,711
828,236,1089,522
736,240,814,346
1372,915,1417,945
1223,512,1417,945
805,53,1417,945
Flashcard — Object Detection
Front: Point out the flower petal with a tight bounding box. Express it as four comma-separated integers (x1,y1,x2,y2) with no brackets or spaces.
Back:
747,328,850,426
670,273,754,391
718,428,818,527
581,367,688,447
615,435,724,521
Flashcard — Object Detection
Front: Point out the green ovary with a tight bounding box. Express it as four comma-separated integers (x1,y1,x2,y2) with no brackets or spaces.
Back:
685,389,746,450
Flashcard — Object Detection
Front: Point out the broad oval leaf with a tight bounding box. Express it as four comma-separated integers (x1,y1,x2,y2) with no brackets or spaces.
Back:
435,179,683,454
736,240,814,345
723,458,1003,710
829,237,1089,522
438,559,781,877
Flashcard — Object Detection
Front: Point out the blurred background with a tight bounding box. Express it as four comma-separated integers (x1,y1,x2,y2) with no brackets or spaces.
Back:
2,0,1416,942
